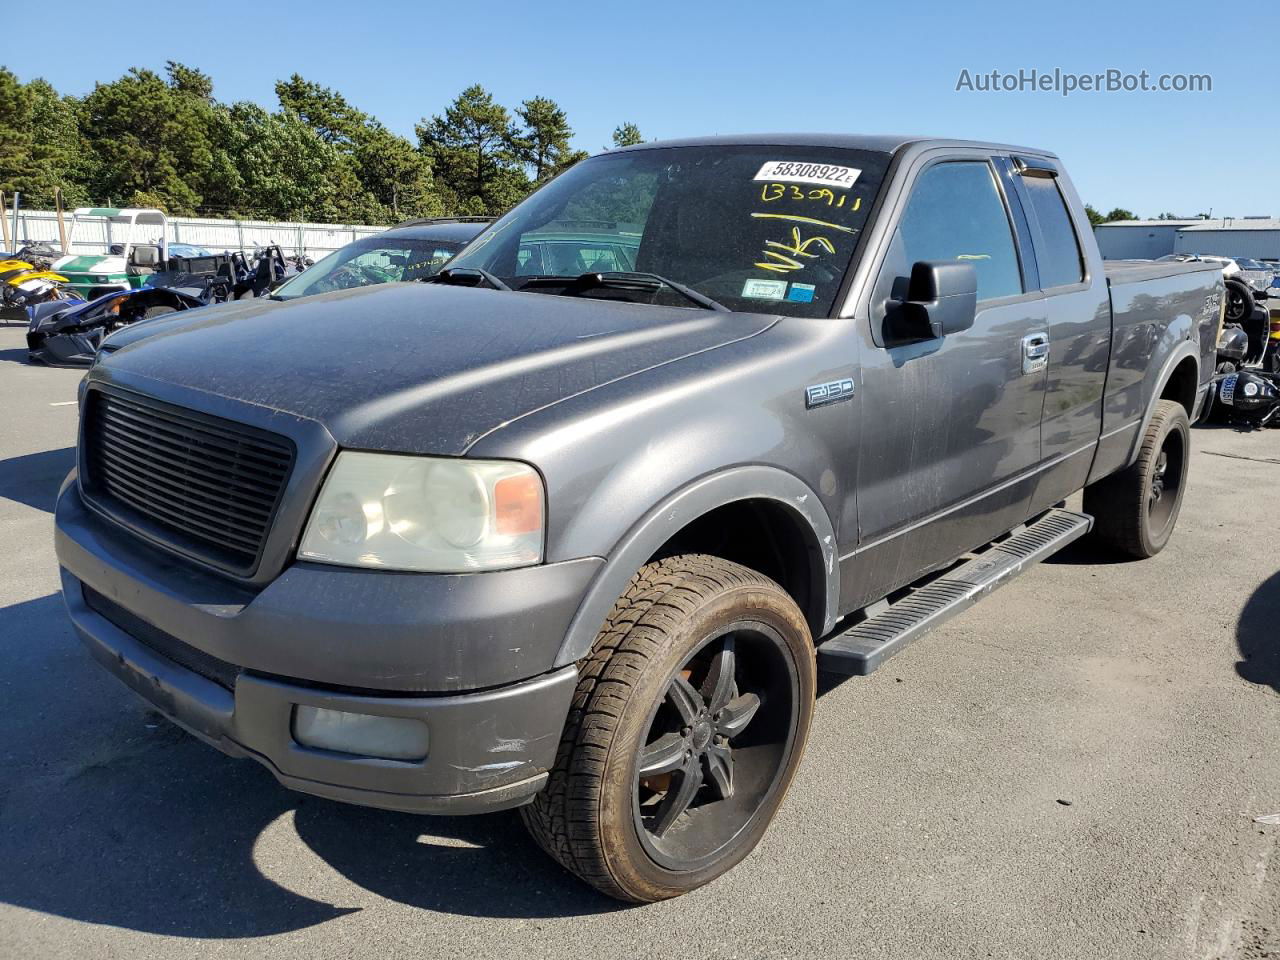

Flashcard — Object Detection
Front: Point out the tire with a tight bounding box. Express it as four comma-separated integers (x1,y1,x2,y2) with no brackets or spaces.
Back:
1083,399,1191,558
521,555,816,903
1225,278,1255,324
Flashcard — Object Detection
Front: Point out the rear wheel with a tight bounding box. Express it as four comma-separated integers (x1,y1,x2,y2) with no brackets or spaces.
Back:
521,555,816,902
1083,399,1190,558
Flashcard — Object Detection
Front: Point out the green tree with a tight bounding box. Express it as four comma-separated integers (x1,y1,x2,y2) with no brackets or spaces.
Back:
611,122,644,148
514,96,574,182
417,85,528,215
0,69,87,207
231,104,340,220
81,68,198,212
355,126,441,221
226,103,385,223
1102,207,1137,223
166,61,214,101
274,74,368,146
1084,204,1103,227
78,64,236,214
4,65,589,224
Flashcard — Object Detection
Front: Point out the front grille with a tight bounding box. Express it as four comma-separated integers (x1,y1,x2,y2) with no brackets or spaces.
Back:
82,388,294,575
83,585,242,691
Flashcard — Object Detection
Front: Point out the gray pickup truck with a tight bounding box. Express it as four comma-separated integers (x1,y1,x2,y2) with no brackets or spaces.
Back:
54,134,1221,903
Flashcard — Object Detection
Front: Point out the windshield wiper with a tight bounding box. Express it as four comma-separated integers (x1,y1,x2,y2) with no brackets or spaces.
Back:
519,272,729,312
429,267,512,291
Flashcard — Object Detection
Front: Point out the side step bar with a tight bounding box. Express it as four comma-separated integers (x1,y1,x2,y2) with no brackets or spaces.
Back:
816,508,1093,676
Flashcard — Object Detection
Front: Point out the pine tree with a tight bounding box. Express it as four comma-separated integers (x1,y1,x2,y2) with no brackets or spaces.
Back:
417,85,530,215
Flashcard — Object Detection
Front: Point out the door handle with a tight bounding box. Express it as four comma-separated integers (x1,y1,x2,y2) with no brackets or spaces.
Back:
1022,332,1049,375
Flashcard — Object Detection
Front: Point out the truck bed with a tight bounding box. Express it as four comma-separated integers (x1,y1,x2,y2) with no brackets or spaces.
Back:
1089,258,1220,485
1103,259,1221,287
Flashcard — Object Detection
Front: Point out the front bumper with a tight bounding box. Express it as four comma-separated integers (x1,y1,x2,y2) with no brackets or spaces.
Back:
55,476,593,814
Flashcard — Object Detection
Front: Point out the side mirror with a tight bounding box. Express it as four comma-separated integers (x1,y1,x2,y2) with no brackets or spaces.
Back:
885,260,977,343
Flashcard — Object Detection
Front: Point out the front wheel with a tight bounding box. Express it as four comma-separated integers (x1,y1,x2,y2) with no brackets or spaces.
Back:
521,555,816,902
1083,399,1191,558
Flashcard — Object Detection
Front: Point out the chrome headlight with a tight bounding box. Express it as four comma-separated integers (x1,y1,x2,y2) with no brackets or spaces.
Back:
298,452,544,572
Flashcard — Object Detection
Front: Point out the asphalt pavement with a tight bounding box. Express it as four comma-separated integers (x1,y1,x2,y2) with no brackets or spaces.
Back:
0,323,1276,960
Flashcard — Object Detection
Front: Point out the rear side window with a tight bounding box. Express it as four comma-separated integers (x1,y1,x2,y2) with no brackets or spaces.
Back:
896,162,1023,302
1021,176,1085,289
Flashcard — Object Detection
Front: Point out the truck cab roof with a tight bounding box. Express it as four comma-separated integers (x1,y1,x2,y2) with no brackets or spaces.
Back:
612,133,1059,160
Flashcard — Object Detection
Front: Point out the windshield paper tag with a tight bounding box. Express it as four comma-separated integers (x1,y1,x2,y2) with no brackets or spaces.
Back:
754,161,861,190
742,278,787,300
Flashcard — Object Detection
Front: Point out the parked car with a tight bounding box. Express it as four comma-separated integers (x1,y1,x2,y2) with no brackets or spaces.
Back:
167,243,217,259
514,220,641,276
55,135,1219,903
267,218,489,301
1227,257,1276,293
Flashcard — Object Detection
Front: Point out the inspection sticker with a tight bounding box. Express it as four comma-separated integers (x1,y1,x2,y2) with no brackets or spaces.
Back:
787,283,816,303
753,161,861,190
742,278,788,300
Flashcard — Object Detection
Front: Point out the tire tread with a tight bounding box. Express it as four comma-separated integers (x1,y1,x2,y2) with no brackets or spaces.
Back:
520,554,798,902
1084,399,1189,558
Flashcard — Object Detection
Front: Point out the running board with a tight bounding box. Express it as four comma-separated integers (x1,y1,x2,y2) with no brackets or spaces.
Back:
816,509,1093,676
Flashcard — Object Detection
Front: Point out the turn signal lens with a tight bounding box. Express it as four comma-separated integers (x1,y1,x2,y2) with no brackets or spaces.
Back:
494,473,543,536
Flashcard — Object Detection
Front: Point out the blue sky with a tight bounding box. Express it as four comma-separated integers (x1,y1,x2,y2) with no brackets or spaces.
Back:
8,0,1275,218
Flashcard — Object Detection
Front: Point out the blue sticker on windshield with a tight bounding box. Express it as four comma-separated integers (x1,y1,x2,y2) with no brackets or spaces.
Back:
787,283,816,303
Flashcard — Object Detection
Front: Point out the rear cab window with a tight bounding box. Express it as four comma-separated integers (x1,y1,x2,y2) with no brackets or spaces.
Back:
1019,174,1085,289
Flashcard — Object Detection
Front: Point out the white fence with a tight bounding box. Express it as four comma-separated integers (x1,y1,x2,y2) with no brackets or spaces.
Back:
7,209,389,259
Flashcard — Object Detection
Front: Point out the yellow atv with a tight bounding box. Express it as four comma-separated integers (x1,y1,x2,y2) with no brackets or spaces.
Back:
0,249,78,322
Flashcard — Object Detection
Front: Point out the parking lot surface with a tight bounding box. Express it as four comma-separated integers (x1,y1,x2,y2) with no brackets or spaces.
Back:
0,324,1276,960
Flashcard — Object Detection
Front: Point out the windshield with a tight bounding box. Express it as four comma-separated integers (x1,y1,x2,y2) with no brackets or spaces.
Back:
169,243,215,258
271,236,464,301
448,144,890,317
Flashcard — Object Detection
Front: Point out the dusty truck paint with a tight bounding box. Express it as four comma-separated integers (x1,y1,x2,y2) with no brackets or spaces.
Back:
54,134,1221,901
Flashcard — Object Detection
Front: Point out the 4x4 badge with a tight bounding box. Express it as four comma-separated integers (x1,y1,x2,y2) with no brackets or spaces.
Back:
805,378,855,409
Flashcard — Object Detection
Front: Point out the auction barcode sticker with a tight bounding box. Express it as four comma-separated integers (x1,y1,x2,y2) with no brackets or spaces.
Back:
753,161,861,190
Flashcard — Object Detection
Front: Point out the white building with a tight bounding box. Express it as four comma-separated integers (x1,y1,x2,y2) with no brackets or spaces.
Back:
1173,220,1280,260
1095,218,1280,261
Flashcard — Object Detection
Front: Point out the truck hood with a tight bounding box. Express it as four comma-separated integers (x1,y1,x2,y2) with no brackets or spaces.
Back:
98,283,779,454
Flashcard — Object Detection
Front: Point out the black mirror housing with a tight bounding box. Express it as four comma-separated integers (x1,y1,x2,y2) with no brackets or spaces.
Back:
885,260,978,342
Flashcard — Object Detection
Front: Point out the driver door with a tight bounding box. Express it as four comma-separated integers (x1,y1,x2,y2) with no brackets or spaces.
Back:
843,155,1049,608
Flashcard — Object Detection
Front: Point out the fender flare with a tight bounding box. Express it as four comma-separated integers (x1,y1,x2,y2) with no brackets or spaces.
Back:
553,465,841,668
1130,330,1201,466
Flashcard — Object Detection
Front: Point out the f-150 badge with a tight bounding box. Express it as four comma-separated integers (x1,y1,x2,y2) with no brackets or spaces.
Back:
805,378,855,409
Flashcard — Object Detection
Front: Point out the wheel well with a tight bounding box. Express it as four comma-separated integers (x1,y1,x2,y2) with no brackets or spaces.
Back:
646,499,826,639
1160,356,1199,418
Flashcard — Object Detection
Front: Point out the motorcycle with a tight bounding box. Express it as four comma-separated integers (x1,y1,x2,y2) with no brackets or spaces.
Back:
1208,368,1280,429
0,243,82,322
26,244,310,365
